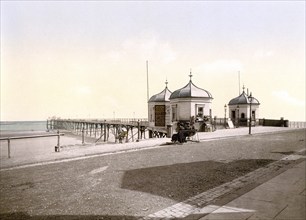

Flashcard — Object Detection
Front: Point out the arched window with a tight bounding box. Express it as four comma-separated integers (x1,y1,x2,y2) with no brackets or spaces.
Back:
241,113,245,119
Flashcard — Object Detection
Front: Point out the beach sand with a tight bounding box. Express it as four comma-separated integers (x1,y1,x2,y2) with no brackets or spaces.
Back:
0,129,165,169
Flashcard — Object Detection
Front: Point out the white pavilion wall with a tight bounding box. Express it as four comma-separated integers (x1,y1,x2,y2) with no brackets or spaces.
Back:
190,99,212,117
228,104,260,120
177,101,191,121
171,98,213,121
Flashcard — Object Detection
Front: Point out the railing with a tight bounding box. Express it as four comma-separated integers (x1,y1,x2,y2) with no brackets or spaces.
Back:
51,118,149,130
289,121,306,128
0,131,64,158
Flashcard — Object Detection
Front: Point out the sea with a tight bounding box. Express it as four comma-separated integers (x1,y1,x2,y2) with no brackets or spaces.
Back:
0,121,47,132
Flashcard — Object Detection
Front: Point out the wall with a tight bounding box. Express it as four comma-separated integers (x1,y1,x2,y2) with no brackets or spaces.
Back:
178,101,191,121
171,97,212,121
259,118,289,127
228,104,260,123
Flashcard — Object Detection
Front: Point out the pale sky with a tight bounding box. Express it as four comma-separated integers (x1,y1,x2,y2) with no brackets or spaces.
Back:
1,1,305,121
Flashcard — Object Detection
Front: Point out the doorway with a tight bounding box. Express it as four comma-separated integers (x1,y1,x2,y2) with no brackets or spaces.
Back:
155,105,165,126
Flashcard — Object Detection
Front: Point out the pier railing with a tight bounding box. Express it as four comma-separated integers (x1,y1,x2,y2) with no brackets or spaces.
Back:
47,118,160,143
0,131,64,158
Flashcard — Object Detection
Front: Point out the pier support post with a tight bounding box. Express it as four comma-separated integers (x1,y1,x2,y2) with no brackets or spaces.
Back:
115,126,118,143
126,127,129,143
100,124,102,139
82,128,85,145
107,125,110,141
7,138,11,158
131,127,134,142
137,120,140,141
94,124,97,138
104,121,107,142
55,130,61,152
89,123,92,137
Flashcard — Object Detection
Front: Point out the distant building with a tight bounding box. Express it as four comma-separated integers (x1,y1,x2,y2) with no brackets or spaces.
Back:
148,73,213,132
228,87,260,127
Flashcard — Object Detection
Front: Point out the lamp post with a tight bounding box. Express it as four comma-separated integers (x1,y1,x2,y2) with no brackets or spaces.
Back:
248,92,252,135
224,104,227,127
237,105,240,128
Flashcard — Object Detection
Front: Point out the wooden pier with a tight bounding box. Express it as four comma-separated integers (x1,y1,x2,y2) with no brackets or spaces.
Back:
47,118,168,143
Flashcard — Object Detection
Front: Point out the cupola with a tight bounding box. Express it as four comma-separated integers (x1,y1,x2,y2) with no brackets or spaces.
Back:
148,80,172,102
169,73,213,100
228,87,260,106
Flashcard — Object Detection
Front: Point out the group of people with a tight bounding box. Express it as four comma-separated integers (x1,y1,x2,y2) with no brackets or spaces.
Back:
171,121,196,143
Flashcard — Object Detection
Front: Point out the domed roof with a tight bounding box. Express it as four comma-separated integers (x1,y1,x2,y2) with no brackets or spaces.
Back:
228,91,260,105
148,84,172,103
169,79,213,100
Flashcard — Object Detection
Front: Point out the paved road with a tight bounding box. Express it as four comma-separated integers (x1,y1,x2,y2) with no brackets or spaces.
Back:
0,129,305,219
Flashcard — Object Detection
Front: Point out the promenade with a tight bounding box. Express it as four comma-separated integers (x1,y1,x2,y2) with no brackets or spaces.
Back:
0,126,300,169
0,127,305,219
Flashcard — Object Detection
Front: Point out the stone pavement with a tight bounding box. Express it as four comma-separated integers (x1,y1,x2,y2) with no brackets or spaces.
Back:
138,150,305,220
198,160,306,220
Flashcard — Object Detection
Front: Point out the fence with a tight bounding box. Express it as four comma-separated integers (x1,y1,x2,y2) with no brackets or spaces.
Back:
289,121,306,128
0,131,64,158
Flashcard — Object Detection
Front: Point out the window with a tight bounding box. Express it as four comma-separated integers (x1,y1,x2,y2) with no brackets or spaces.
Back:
241,113,245,119
197,106,204,117
172,106,177,121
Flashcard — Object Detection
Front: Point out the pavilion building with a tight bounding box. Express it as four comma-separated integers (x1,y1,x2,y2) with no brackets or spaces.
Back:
148,73,213,133
228,87,260,127
148,80,172,128
169,73,213,123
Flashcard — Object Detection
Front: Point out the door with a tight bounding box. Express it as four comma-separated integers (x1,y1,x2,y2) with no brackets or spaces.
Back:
155,105,165,127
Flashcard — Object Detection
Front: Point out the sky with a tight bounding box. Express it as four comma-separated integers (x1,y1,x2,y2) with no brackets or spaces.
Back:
0,0,305,121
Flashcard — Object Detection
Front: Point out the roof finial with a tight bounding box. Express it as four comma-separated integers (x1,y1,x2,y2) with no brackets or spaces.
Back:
242,84,245,92
165,79,168,88
189,69,193,82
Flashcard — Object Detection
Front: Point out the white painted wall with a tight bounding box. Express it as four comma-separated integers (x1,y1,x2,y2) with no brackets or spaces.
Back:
170,97,213,121
228,104,260,120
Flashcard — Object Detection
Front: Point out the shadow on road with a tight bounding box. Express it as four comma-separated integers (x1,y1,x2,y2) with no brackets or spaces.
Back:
0,212,143,220
0,212,207,220
121,159,274,202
